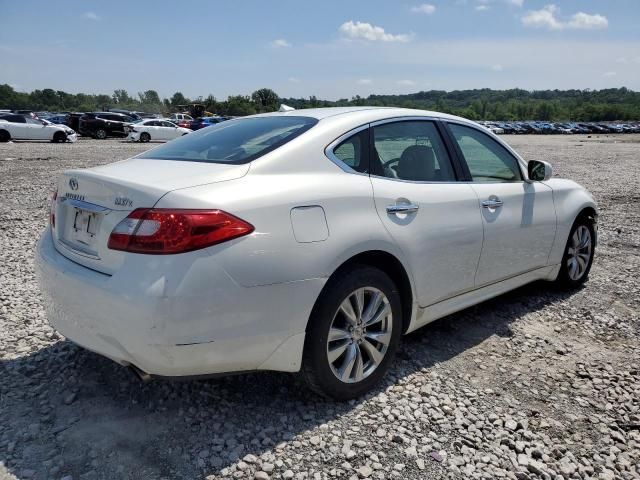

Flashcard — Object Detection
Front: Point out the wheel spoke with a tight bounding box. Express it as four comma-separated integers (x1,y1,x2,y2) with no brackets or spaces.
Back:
362,291,383,324
328,341,350,363
568,258,578,279
353,345,364,382
365,302,390,327
360,338,384,366
339,299,358,326
328,327,351,343
364,330,391,347
338,344,358,381
353,289,365,321
576,254,587,271
572,230,580,248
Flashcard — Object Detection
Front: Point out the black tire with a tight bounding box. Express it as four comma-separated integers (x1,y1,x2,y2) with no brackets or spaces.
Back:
140,132,151,143
555,214,596,288
52,131,67,143
94,129,107,140
301,265,403,400
0,130,10,142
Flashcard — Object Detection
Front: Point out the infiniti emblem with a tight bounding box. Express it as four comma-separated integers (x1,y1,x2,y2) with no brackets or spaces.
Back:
69,178,78,191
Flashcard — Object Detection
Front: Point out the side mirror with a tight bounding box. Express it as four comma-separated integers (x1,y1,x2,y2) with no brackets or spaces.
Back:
528,160,552,182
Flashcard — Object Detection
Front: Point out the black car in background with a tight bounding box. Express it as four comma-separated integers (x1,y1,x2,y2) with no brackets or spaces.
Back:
78,112,135,139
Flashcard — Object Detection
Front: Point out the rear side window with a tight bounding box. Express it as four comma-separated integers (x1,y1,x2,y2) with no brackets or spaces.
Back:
449,123,522,182
138,116,318,164
372,121,456,182
332,129,369,173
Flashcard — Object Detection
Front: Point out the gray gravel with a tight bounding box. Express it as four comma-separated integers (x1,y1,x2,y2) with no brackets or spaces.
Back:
0,136,639,480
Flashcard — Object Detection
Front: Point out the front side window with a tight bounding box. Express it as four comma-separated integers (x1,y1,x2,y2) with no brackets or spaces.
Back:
449,123,522,182
372,121,456,182
137,116,318,164
332,129,369,173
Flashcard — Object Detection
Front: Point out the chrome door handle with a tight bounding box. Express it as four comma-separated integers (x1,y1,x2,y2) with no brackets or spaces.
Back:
481,199,503,209
386,203,419,214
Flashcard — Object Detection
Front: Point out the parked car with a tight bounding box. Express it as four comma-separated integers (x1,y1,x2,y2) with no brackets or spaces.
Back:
189,116,228,131
43,114,69,126
78,112,135,139
174,119,192,129
36,107,598,399
169,113,193,123
0,115,77,142
127,119,191,142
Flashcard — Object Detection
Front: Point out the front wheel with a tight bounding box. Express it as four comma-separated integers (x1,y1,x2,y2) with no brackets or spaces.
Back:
52,131,67,143
140,132,151,143
555,216,595,288
94,128,107,140
301,266,402,400
0,130,10,142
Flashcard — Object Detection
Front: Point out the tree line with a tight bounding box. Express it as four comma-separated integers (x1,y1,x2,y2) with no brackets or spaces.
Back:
1,84,639,121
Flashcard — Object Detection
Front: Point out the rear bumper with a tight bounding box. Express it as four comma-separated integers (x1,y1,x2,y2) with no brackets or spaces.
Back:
35,229,324,376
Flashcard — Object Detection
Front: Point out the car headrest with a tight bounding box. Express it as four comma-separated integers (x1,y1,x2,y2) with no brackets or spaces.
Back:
397,145,436,181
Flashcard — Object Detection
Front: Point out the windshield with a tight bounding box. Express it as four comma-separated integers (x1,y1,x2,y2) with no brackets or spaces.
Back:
137,116,318,164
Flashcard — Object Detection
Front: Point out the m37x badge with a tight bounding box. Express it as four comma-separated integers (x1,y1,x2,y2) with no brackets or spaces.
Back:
69,177,78,190
114,196,133,207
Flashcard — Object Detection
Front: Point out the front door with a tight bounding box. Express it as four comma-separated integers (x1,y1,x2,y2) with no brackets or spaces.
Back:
369,119,484,306
446,122,556,286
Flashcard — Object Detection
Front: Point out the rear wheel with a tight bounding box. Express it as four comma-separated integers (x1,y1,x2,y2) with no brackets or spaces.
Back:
94,128,107,139
52,131,67,143
140,132,151,143
302,266,402,400
0,130,10,142
555,216,595,288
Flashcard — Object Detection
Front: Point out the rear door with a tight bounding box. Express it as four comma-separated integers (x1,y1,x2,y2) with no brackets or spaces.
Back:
445,122,556,286
366,119,484,306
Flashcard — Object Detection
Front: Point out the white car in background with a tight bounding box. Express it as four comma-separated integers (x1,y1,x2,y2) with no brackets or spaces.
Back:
36,107,597,399
127,119,192,142
0,115,77,142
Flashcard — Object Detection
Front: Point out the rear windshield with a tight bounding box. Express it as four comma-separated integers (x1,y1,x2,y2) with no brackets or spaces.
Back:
137,116,318,164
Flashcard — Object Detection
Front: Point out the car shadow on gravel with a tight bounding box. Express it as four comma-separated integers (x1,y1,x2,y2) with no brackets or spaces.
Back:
0,281,577,479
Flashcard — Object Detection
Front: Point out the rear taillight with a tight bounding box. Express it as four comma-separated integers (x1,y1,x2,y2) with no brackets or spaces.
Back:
50,190,57,229
107,209,254,254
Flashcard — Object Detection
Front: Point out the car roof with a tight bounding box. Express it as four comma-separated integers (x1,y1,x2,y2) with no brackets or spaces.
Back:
251,106,466,123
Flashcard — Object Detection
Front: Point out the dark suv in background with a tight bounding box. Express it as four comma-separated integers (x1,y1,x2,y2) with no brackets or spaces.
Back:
78,112,135,139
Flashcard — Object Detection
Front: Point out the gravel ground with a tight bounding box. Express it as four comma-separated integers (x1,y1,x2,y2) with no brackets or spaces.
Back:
0,136,638,480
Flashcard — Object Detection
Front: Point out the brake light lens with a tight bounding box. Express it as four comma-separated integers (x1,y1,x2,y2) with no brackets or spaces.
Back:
107,209,254,254
50,190,57,229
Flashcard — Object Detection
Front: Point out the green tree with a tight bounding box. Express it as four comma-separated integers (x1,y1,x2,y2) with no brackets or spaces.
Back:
251,88,279,112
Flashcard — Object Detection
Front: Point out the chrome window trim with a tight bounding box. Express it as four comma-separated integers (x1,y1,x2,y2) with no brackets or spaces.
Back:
324,115,459,184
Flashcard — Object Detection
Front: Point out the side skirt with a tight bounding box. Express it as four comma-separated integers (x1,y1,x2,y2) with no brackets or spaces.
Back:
406,264,560,333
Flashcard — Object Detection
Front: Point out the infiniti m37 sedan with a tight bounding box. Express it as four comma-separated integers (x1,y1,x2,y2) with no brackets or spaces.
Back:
36,107,597,399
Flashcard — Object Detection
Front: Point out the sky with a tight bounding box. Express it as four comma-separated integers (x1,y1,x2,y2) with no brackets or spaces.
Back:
0,0,639,100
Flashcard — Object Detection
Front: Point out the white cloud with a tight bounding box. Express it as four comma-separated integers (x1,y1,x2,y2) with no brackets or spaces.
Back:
271,39,292,48
357,78,373,85
507,0,524,6
83,12,100,21
474,0,522,10
521,5,608,31
397,79,416,86
603,71,617,77
411,4,436,14
288,77,300,83
491,64,504,71
567,12,608,30
339,21,410,43
476,5,489,11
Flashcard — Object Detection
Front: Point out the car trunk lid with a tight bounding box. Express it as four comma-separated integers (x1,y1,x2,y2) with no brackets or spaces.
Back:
52,158,249,274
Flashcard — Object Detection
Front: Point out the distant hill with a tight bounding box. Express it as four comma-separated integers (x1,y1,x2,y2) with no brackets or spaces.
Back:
1,84,638,121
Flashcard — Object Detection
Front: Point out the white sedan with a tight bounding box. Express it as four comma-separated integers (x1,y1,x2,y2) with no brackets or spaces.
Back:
36,107,597,399
127,119,192,142
0,115,77,142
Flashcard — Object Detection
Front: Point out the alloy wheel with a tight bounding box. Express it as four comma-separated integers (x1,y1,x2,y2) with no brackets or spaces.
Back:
327,287,392,384
567,225,592,281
